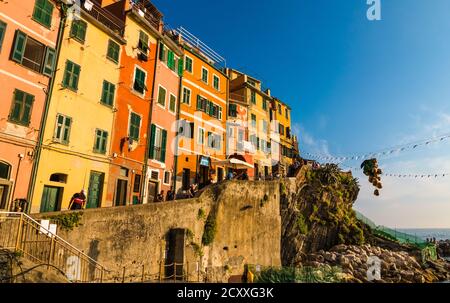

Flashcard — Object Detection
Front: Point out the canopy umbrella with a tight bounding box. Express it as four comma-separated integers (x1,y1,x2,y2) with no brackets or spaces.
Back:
212,158,253,170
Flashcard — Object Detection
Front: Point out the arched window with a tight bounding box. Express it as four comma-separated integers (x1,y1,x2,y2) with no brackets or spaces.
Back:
50,173,68,183
0,162,11,180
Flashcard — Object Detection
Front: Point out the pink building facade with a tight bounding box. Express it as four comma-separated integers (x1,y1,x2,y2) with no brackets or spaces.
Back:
0,0,60,210
144,35,182,202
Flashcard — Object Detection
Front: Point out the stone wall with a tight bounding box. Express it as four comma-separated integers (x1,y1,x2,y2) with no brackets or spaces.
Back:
33,180,281,282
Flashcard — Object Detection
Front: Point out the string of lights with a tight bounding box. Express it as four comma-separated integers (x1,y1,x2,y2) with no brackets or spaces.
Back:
302,132,450,163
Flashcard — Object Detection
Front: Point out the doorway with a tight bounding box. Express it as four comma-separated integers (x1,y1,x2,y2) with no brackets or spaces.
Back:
182,169,190,190
165,228,186,280
254,163,259,180
199,166,209,189
40,186,62,213
115,179,128,206
217,167,224,182
264,166,269,178
147,180,158,203
86,171,104,209
0,184,10,210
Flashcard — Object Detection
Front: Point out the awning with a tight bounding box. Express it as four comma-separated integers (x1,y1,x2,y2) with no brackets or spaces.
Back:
212,158,253,169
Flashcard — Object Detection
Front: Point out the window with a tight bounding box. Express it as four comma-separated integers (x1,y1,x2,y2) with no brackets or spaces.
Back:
62,60,81,91
213,74,220,90
198,127,205,145
93,129,108,154
201,67,208,84
251,114,256,128
182,87,191,105
250,134,257,149
262,99,267,111
207,132,221,150
133,174,141,193
101,80,115,106
278,104,282,114
0,21,6,52
286,127,291,139
262,120,268,133
70,19,87,43
251,91,256,104
32,0,53,28
133,67,147,94
9,89,34,126
167,50,175,70
157,85,166,107
150,170,159,180
229,104,237,118
106,39,120,63
169,94,176,113
285,108,289,119
138,30,149,53
185,56,193,73
196,95,221,119
53,114,72,144
11,30,55,75
279,124,285,136
0,162,11,180
129,112,141,141
159,42,166,61
149,124,167,163
163,171,171,185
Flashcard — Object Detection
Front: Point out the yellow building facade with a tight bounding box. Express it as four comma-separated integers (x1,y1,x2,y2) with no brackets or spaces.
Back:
31,6,126,213
228,69,273,179
271,97,294,175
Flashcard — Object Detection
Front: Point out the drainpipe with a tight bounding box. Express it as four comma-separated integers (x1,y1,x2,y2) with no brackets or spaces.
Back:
140,38,160,203
10,153,24,210
26,2,68,213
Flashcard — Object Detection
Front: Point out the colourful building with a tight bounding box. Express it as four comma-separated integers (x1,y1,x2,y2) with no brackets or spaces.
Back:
98,0,162,206
227,69,273,179
0,0,61,211
271,97,295,176
175,28,228,193
30,1,126,213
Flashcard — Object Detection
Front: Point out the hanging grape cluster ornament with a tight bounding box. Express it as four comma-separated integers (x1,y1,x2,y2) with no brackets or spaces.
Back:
360,158,383,196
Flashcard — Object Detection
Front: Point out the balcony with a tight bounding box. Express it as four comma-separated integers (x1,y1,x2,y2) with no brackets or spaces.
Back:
129,0,163,31
81,0,125,36
229,93,246,103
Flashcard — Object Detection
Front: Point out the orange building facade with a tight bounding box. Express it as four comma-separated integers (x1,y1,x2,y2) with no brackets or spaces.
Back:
0,0,60,211
104,1,162,207
175,37,229,194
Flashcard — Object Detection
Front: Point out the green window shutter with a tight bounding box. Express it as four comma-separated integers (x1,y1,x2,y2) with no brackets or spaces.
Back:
101,81,115,106
167,50,174,69
107,40,119,63
149,124,156,159
63,60,72,87
178,58,184,76
196,95,202,110
0,21,7,52
158,86,166,106
129,113,140,141
70,20,87,43
63,117,71,143
42,47,56,76
159,42,165,61
161,129,167,163
134,68,146,93
10,90,23,122
72,63,80,90
11,30,27,63
169,95,176,112
33,0,53,28
22,93,34,125
101,131,108,153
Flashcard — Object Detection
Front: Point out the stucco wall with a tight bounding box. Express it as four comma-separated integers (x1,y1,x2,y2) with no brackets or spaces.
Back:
33,180,281,282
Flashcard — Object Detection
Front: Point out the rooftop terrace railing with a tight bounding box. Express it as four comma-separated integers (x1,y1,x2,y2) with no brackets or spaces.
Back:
81,0,125,36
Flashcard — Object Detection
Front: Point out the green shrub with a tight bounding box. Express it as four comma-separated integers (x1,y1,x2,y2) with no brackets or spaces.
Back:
296,214,308,235
202,213,217,246
190,242,204,257
46,212,83,231
197,208,206,220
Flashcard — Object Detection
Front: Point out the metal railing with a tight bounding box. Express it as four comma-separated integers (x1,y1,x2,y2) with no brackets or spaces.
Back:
81,0,125,36
130,0,162,30
176,26,226,68
0,212,106,283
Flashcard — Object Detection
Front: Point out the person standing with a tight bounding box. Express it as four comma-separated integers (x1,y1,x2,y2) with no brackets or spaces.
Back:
69,190,86,210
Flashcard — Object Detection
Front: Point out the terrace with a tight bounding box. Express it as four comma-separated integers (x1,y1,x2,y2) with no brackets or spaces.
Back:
129,0,163,31
81,0,125,36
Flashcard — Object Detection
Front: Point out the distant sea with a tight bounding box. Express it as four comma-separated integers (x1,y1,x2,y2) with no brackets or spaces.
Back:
397,229,450,241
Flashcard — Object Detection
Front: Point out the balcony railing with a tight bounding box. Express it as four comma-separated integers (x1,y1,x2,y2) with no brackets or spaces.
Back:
130,0,162,31
81,0,125,36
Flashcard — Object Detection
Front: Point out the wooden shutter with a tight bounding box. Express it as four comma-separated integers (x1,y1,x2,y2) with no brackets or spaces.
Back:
161,129,167,163
43,47,56,76
149,124,156,159
178,58,184,76
11,31,27,63
22,93,34,125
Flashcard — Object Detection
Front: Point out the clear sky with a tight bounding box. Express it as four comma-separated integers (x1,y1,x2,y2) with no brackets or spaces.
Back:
153,0,450,228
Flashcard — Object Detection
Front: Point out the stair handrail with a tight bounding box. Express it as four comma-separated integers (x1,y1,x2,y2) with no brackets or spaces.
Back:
0,211,106,272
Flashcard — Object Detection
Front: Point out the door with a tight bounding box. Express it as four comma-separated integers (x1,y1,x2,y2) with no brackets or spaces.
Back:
182,169,190,190
147,181,158,203
165,228,186,280
217,167,224,182
199,166,209,189
115,179,128,206
40,186,62,213
254,164,259,180
0,184,10,209
86,171,104,209
264,166,269,177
